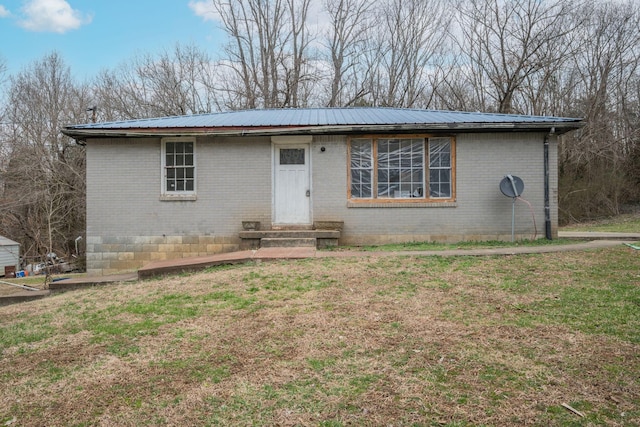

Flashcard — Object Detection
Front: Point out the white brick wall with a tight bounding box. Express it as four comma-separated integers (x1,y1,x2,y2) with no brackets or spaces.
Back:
86,132,558,274
311,132,556,243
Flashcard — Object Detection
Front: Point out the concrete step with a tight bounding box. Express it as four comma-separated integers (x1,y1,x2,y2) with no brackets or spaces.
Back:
260,237,317,248
239,230,340,239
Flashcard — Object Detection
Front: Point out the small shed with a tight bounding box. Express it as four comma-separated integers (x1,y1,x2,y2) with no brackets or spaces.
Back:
0,236,20,277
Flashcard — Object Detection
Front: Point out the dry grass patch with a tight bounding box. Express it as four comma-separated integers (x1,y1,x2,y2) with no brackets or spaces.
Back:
1,248,639,426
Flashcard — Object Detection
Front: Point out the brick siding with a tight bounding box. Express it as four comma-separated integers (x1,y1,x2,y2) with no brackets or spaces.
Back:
86,132,557,275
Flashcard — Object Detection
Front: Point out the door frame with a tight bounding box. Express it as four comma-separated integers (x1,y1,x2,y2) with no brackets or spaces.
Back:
271,137,312,226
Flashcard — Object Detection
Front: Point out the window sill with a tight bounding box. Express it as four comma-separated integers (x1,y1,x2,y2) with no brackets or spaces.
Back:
160,194,197,201
347,200,456,208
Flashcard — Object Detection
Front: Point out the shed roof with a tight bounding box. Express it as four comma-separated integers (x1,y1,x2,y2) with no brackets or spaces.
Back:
0,236,19,246
62,107,583,139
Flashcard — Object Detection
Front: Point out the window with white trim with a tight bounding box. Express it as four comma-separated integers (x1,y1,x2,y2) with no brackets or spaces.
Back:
348,136,454,201
162,138,196,195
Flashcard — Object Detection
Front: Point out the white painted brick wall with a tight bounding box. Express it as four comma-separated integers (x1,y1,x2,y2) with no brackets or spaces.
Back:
86,132,558,274
311,132,555,242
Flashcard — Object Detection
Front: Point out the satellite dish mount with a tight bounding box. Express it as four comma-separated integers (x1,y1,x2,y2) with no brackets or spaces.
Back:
499,175,525,242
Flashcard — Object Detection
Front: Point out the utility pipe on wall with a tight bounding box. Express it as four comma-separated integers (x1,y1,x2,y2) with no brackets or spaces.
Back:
544,127,555,240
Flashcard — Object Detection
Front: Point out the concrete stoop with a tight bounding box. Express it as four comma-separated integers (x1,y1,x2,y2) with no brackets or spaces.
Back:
260,237,317,247
239,229,341,250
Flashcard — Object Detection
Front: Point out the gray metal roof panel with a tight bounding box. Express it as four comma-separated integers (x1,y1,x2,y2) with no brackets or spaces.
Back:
62,108,584,139
65,108,581,129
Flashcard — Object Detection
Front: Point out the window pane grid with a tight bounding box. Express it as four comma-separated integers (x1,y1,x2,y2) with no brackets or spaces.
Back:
349,136,453,201
350,139,373,198
428,138,451,198
280,148,305,165
377,138,424,198
165,141,195,193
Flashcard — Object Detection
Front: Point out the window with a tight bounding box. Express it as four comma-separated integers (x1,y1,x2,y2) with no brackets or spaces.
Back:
428,138,452,198
162,138,195,196
280,148,305,165
348,136,454,201
350,139,373,198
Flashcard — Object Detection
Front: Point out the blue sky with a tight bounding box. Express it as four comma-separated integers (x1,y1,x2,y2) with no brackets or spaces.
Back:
0,0,224,80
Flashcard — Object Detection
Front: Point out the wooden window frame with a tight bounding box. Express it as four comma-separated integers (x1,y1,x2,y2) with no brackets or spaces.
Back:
347,134,456,204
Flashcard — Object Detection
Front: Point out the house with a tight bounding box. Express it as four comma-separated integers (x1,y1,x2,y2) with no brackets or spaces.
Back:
62,108,583,276
0,236,20,277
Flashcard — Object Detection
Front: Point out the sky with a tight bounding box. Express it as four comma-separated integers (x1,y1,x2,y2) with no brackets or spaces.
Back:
0,0,224,80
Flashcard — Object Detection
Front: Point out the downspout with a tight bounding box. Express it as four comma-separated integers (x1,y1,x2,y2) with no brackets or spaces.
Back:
544,127,555,240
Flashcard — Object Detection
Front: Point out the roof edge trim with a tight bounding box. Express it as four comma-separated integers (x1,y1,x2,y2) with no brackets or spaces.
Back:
62,121,584,139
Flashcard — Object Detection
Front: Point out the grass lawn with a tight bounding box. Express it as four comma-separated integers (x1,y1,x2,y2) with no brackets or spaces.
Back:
1,245,638,426
561,211,640,233
335,238,587,252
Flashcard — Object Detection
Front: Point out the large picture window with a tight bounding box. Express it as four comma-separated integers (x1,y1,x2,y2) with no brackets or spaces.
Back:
162,138,196,195
348,136,454,201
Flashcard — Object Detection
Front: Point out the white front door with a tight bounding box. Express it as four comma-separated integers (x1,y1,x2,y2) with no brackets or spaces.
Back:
274,144,310,224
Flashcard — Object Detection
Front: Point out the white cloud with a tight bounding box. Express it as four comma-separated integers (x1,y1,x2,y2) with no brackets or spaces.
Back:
189,1,219,22
0,5,10,18
19,0,92,33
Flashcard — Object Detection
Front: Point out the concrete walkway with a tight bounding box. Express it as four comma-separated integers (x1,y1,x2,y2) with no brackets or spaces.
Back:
2,232,637,305
558,231,640,240
0,289,51,306
129,232,639,280
1,274,140,305
48,273,139,290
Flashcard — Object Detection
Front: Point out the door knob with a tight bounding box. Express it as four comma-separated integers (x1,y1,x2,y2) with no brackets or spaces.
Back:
306,190,310,197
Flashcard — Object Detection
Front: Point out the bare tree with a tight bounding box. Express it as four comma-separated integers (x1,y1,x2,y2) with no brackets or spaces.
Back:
0,55,7,116
0,56,8,169
323,0,373,106
456,0,580,114
360,0,449,108
0,53,87,262
212,0,315,109
558,0,640,220
429,55,483,111
93,64,145,121
93,43,218,120
285,0,313,106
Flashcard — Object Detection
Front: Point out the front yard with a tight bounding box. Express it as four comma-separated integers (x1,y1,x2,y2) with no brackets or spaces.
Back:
1,244,638,426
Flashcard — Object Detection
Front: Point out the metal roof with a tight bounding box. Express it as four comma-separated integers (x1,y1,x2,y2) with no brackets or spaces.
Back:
62,107,584,138
0,236,19,246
